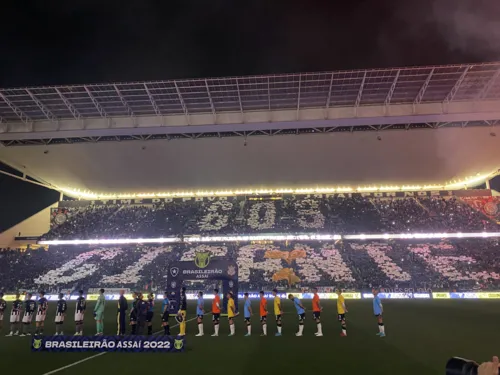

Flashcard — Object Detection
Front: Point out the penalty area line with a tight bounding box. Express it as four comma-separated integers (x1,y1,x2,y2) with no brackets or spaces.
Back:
40,314,205,375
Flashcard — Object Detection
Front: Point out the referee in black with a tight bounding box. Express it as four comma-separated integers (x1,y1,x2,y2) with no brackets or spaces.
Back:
117,289,128,335
136,293,148,335
130,292,138,334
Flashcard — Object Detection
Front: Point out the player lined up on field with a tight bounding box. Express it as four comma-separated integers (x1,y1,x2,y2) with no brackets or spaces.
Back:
0,288,386,338
0,289,102,336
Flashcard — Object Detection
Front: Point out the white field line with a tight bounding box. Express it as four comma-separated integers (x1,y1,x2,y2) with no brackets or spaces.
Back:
40,314,206,375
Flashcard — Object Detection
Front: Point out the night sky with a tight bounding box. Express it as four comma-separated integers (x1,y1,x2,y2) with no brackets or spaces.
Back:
1,0,500,230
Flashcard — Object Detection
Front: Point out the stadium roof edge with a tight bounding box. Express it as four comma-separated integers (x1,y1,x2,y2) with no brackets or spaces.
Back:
3,61,500,91
54,169,499,200
4,158,497,200
1,61,500,137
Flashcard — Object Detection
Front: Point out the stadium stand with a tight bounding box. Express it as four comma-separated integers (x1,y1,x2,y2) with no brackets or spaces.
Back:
2,238,499,294
43,195,499,240
2,62,500,306
0,191,494,295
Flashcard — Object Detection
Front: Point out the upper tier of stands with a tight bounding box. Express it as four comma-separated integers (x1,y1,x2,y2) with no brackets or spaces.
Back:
44,195,499,240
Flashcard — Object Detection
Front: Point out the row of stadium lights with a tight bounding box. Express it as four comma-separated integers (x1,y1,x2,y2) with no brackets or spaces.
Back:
38,232,500,246
59,173,490,200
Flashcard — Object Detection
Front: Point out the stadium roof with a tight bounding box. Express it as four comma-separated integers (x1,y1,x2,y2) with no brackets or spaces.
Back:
0,62,500,198
0,61,500,145
0,126,499,198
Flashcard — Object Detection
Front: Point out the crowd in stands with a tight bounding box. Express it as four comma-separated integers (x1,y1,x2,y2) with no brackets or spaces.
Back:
44,195,499,240
1,239,499,293
3,194,498,294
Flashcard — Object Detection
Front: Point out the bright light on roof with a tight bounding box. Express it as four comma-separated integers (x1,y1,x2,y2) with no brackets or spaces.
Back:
444,173,492,189
37,238,180,246
38,232,500,246
58,170,497,200
343,232,500,240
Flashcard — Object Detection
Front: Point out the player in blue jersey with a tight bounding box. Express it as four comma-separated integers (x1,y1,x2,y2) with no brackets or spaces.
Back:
146,293,155,335
161,293,171,335
243,293,252,336
195,291,204,336
35,292,48,335
372,288,385,337
288,294,306,337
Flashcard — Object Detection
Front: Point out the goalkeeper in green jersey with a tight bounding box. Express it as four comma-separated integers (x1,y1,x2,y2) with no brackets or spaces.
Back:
94,289,106,335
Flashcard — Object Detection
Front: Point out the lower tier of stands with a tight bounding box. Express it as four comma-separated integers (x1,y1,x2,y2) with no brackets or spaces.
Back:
1,239,499,293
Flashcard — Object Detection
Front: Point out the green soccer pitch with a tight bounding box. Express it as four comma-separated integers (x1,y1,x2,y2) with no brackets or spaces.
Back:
0,299,499,375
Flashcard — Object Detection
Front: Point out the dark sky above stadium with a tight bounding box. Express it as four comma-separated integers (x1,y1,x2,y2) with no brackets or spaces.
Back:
2,0,500,87
1,0,500,231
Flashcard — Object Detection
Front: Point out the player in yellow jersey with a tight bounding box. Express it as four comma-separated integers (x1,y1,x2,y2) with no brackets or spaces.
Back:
178,287,187,336
272,289,283,336
227,292,236,337
336,289,348,337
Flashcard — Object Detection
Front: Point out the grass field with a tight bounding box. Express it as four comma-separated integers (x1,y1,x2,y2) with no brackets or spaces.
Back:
1,299,499,375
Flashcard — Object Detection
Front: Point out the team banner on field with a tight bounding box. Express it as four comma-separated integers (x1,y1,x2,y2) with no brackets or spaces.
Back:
166,254,239,315
32,335,185,352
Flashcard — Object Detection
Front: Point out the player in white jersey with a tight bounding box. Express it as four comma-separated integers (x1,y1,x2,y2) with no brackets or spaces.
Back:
35,292,48,335
6,293,22,336
54,293,68,335
74,290,86,335
0,292,7,331
20,293,37,336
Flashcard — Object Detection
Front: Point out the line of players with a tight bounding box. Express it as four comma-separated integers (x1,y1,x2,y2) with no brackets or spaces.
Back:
0,288,386,338
0,288,169,337
0,290,98,336
193,287,386,338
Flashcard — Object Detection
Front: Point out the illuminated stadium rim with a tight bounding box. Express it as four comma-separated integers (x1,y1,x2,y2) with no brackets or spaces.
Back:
57,170,497,200
38,232,500,246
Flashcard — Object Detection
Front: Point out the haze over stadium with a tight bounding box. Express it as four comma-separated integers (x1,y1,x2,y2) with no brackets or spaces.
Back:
1,2,500,375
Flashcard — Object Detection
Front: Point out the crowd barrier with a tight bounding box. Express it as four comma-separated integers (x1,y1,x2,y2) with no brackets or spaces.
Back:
4,291,500,301
432,292,500,299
